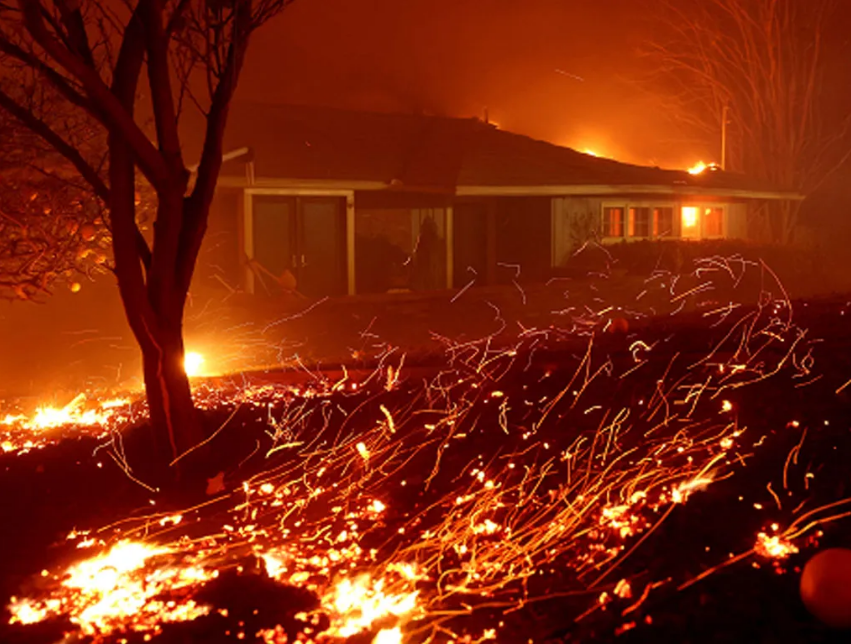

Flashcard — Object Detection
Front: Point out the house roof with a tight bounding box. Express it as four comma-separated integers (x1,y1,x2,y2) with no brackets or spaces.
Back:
186,102,800,200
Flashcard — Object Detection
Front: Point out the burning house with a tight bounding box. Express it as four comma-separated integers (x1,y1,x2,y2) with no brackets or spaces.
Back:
191,103,801,298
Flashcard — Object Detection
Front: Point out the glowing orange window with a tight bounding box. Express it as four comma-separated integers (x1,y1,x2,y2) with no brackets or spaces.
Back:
704,207,724,237
681,206,700,239
603,207,624,237
629,207,651,237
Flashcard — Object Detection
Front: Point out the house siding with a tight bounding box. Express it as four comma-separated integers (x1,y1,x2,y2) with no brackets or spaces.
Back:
551,197,603,266
196,188,242,292
727,202,748,239
193,182,775,300
493,196,552,283
552,196,753,258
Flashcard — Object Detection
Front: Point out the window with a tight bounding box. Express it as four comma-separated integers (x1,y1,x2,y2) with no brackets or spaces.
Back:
681,205,725,239
629,207,651,237
602,207,624,237
601,202,722,242
703,207,724,237
681,206,700,239
653,207,674,237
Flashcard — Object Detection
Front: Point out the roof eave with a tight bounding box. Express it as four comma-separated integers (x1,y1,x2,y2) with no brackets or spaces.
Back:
214,174,804,201
216,175,389,191
455,184,804,200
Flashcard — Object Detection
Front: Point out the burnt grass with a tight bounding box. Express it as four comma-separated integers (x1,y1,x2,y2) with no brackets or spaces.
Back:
2,295,851,643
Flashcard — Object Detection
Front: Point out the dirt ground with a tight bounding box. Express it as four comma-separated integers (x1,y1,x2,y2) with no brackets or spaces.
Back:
3,244,849,404
2,275,651,400
3,243,851,642
2,291,851,643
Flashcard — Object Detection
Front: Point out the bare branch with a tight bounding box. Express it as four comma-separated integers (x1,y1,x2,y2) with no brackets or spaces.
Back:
165,0,192,36
642,0,851,242
54,0,96,67
0,86,107,200
139,0,184,173
0,143,109,301
0,30,95,114
17,0,170,188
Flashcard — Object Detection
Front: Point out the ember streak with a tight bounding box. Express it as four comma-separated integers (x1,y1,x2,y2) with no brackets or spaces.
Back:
3,255,840,643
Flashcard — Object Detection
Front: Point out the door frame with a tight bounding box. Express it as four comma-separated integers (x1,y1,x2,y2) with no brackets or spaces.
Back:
243,188,355,295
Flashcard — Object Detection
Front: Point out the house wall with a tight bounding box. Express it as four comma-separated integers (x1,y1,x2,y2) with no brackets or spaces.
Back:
493,196,552,283
353,191,451,294
452,199,492,287
194,188,242,293
727,202,748,239
353,193,555,291
552,196,755,268
193,186,762,299
551,197,603,266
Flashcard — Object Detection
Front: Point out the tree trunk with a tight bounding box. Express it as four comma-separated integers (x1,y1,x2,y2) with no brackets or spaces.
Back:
109,150,204,469
140,321,203,465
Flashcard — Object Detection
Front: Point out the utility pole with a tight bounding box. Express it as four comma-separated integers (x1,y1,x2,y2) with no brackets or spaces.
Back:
721,104,729,170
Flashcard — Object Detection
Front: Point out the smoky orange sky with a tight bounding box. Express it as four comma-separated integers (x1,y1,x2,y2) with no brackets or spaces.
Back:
232,0,717,170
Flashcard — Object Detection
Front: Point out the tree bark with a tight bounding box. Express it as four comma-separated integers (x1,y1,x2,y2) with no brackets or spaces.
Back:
140,318,203,464
109,132,203,468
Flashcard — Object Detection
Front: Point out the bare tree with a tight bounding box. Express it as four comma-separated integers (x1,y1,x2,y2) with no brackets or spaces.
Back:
645,0,851,243
0,166,111,301
0,81,112,299
0,0,294,467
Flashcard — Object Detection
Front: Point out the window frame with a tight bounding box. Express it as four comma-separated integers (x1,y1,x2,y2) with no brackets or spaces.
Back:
601,200,680,242
652,205,675,238
700,205,726,239
628,205,652,238
680,203,727,240
601,203,627,240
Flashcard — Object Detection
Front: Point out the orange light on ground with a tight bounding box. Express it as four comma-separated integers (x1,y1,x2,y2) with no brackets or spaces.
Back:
688,161,708,175
183,352,205,377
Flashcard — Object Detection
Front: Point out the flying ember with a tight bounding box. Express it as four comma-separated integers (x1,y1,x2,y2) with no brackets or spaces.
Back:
3,254,843,643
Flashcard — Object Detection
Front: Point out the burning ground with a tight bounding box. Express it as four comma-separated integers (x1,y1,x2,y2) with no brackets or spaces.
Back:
2,255,851,643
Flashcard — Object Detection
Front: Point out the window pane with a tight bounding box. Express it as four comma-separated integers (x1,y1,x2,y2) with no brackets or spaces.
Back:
603,207,624,237
355,207,414,294
653,207,674,237
681,206,700,239
629,207,650,237
704,207,723,237
253,196,296,279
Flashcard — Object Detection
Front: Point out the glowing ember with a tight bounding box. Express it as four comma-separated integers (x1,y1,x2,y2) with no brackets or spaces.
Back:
3,254,823,642
373,626,403,644
65,540,169,591
8,540,216,637
755,532,799,560
31,394,111,429
184,351,205,377
100,398,131,410
0,393,137,455
326,575,419,638
672,477,713,504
